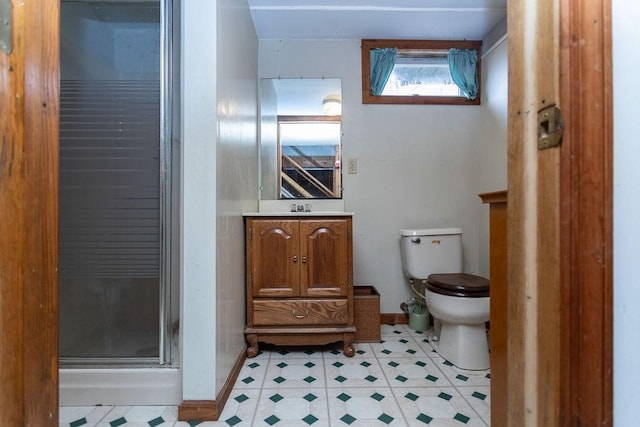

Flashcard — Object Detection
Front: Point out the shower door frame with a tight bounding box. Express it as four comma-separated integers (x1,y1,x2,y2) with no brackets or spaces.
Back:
57,0,180,367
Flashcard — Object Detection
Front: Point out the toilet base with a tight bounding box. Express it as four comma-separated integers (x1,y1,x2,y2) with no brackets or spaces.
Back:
428,320,489,371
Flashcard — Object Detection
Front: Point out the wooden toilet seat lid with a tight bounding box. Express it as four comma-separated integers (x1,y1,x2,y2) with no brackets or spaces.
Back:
426,273,490,298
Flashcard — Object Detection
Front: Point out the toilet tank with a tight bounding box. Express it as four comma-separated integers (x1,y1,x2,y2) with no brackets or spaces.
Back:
400,228,463,279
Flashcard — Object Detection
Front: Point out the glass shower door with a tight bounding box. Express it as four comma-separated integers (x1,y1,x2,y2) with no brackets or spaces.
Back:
59,1,169,363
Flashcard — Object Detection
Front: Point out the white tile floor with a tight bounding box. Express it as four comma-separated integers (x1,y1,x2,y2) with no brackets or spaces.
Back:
59,324,491,426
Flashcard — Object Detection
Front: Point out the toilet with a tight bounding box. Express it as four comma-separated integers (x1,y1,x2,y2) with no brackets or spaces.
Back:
400,228,490,370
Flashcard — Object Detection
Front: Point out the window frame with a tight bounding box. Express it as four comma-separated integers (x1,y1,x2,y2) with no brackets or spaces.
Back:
361,39,483,106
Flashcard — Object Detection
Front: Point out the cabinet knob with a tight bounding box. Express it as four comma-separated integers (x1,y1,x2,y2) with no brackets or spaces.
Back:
302,256,307,263
293,255,297,263
292,309,309,319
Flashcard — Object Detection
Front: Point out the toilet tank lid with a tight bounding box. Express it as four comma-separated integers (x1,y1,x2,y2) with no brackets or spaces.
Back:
400,228,462,237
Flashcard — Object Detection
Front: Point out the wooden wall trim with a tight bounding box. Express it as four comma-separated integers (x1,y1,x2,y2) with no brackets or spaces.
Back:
178,400,218,422
559,0,613,424
0,0,60,425
178,348,246,421
381,313,408,325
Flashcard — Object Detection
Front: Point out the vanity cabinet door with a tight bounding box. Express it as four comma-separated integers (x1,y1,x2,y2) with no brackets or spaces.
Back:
300,219,351,298
249,219,300,298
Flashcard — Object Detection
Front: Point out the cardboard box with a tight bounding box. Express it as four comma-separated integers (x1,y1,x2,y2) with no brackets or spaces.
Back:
354,285,381,343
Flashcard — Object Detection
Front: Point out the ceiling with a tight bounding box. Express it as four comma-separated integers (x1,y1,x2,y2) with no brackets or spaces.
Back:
248,0,507,41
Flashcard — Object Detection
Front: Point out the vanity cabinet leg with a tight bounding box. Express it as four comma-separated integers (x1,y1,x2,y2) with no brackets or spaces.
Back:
246,334,259,358
343,333,355,357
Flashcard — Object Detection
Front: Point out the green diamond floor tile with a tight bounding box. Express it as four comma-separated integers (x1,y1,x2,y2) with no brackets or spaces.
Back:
109,417,127,427
337,392,351,402
264,414,280,425
302,414,319,424
340,414,356,424
472,391,487,400
371,392,385,401
416,413,434,424
378,413,394,424
304,393,318,402
454,412,471,423
70,418,87,427
269,393,284,403
438,392,453,401
405,392,419,401
225,415,242,426
235,393,249,403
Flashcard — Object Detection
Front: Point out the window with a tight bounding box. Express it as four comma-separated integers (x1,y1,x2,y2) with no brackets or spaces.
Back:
361,39,482,105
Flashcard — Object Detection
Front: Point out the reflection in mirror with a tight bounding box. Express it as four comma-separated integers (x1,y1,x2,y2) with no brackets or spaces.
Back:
260,78,342,200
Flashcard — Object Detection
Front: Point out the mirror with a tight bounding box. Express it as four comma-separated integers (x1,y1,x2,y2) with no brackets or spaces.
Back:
260,78,342,200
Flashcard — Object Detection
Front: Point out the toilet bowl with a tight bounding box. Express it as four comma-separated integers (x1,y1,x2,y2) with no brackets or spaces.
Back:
400,228,490,370
425,273,490,370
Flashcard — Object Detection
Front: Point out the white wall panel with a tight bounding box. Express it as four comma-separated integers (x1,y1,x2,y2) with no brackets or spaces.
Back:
181,0,218,400
215,0,259,394
613,1,640,424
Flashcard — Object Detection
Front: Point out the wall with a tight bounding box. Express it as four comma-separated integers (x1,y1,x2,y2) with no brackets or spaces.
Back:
258,39,507,312
181,0,258,401
215,0,259,393
613,0,640,425
475,39,509,278
181,0,218,400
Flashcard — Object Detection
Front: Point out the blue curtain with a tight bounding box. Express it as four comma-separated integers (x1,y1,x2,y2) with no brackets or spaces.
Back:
448,49,479,100
370,48,397,95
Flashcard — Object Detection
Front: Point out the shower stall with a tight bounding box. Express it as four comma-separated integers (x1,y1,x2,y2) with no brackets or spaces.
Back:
58,0,180,404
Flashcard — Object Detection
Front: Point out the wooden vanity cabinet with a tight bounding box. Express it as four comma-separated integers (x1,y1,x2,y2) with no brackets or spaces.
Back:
479,190,507,427
244,216,355,358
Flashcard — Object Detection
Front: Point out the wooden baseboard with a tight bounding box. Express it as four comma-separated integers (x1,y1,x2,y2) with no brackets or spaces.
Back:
381,312,408,325
178,348,246,421
177,400,217,421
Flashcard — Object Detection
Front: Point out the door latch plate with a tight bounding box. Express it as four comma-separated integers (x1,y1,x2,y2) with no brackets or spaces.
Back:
538,104,564,150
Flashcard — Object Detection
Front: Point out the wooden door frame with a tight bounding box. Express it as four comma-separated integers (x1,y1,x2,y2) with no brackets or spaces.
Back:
0,0,60,425
559,0,613,424
508,0,612,426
